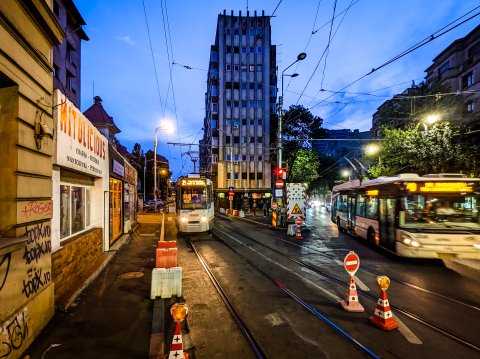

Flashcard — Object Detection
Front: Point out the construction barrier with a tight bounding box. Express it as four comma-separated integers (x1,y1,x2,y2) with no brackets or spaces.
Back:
295,218,302,240
369,276,398,330
272,210,277,228
155,248,178,268
165,304,189,359
151,267,182,299
340,276,364,312
157,240,177,249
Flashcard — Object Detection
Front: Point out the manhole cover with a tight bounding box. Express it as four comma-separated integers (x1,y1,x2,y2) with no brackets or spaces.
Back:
119,272,144,279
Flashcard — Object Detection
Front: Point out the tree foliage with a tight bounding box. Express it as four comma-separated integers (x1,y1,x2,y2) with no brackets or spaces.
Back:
290,148,319,183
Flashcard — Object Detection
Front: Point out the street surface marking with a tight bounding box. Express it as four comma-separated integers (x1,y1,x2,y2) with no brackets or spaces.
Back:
354,276,370,291
265,313,285,326
217,229,342,302
393,314,423,344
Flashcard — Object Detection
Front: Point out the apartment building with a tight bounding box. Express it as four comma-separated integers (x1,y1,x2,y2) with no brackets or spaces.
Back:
201,10,277,208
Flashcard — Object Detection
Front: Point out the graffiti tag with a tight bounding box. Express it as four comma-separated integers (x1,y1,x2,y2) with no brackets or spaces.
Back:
0,254,11,293
0,309,29,358
20,201,53,220
23,223,52,265
21,267,51,299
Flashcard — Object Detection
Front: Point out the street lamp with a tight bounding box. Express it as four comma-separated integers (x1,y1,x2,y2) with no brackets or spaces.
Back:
154,124,171,212
278,52,306,170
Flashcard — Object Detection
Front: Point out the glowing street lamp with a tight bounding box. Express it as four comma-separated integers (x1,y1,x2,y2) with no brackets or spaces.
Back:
365,143,380,156
424,114,440,125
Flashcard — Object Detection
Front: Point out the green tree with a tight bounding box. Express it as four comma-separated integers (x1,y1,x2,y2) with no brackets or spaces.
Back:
368,122,465,176
290,148,319,183
281,105,327,179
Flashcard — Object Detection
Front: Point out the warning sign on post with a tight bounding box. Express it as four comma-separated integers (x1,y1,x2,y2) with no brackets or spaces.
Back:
286,183,306,221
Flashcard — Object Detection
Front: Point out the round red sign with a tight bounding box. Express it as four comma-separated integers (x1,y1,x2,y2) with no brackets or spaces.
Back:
343,251,360,275
275,180,284,189
295,217,303,226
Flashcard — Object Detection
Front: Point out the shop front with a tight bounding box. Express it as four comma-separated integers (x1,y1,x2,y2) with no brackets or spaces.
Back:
51,90,109,306
109,146,125,244
123,161,138,233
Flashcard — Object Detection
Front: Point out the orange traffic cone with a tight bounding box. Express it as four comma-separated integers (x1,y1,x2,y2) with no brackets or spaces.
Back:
369,276,398,330
167,322,189,359
340,276,364,312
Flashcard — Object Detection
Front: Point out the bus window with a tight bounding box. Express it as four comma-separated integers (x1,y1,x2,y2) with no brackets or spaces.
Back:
356,194,366,217
366,196,378,219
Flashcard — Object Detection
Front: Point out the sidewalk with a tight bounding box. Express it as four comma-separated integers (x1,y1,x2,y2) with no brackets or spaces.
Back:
25,214,161,359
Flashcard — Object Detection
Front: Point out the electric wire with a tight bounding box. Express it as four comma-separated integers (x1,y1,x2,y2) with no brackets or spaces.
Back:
141,0,165,116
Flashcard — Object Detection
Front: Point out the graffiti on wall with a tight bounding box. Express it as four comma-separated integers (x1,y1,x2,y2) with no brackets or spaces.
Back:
0,254,11,293
0,308,29,358
17,200,53,223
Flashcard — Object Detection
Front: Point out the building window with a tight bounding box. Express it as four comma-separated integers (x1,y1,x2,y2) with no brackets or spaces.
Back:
437,61,450,77
258,155,263,161
242,100,247,107
249,47,255,53
226,119,231,126
234,155,239,161
257,47,263,53
249,65,255,72
256,65,262,72
66,42,75,65
226,154,232,161
250,155,255,161
212,103,218,112
212,120,217,129
241,65,247,72
226,28,231,35
462,72,473,88
234,64,239,71
60,184,92,239
249,120,255,125
234,136,240,143
257,137,262,143
258,119,263,125
233,101,239,107
226,64,231,71
242,119,247,125
53,64,60,79
249,101,255,107
234,173,239,180
67,71,76,94
241,47,247,53
226,173,231,179
250,137,255,143
226,135,231,143
233,119,240,127
466,100,474,113
212,154,218,163
242,155,247,161
257,101,263,108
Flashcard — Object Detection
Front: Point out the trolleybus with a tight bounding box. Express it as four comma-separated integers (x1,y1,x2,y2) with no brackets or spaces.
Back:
331,173,480,259
175,174,214,233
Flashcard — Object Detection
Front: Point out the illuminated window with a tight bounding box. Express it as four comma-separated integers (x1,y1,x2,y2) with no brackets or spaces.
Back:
60,184,92,240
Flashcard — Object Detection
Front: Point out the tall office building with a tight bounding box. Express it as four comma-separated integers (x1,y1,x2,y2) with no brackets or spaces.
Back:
201,10,277,207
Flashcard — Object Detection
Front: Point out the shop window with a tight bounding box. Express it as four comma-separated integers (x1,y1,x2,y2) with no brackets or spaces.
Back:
60,184,92,239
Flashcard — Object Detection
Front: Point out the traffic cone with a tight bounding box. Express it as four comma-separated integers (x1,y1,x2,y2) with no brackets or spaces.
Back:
340,276,364,312
167,322,189,359
369,276,398,330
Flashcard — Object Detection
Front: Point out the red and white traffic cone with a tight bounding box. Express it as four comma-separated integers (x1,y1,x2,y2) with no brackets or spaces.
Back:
340,276,364,312
369,276,398,330
295,218,302,240
167,322,189,359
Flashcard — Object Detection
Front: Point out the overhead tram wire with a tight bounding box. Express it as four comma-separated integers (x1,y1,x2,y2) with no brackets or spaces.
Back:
309,5,480,112
284,0,360,96
283,6,480,128
142,0,165,116
319,0,338,90
295,0,354,107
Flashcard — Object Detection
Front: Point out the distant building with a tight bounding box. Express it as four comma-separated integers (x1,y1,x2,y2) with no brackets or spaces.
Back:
425,24,480,126
201,10,277,208
313,129,371,158
52,0,89,108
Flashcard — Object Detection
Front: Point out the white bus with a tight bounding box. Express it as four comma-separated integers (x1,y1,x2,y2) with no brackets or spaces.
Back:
175,174,214,233
331,173,480,259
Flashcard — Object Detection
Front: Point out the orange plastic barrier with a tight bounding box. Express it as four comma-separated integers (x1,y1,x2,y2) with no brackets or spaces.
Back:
157,240,177,249
156,248,178,268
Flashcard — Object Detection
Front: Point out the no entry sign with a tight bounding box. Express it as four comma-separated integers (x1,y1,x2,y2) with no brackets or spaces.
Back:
343,251,360,276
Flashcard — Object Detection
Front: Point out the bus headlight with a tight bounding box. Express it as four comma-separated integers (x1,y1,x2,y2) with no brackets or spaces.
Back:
473,243,480,250
181,217,188,223
400,231,420,247
201,215,207,222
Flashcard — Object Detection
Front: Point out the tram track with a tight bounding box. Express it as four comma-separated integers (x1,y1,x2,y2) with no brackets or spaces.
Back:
215,217,480,354
191,231,382,358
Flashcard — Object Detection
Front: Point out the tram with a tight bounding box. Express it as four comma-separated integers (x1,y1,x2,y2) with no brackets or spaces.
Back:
175,174,214,233
331,173,480,259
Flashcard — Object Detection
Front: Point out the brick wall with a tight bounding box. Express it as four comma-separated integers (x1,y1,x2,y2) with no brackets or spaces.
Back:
51,228,106,308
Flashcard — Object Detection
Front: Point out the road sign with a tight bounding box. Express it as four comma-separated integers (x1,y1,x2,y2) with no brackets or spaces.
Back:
295,217,303,226
271,202,277,209
228,186,234,193
275,180,284,189
343,251,360,276
229,194,234,201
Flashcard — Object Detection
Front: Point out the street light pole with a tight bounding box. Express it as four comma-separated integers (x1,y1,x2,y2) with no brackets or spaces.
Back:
278,52,306,171
154,129,158,211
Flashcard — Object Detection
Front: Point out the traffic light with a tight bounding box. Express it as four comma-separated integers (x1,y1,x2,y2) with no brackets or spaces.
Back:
274,168,287,179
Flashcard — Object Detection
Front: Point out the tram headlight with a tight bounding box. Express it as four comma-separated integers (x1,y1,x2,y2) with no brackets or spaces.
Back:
400,231,420,248
473,243,480,250
201,215,207,222
181,217,188,223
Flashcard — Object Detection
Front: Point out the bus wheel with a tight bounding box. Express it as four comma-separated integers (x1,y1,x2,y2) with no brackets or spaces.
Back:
337,218,343,232
367,228,376,244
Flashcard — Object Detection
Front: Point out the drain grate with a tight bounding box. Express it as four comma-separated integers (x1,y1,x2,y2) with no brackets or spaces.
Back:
119,271,144,279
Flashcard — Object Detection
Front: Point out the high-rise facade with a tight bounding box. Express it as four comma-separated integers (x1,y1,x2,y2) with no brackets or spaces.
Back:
201,10,277,207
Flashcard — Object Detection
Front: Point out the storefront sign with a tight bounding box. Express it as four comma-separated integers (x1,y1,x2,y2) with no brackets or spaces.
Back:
113,159,125,177
53,90,107,177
